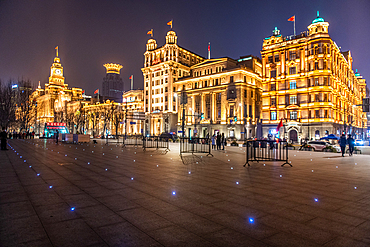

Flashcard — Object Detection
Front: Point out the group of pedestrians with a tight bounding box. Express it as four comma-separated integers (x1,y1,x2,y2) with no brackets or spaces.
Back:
339,134,355,157
1,127,8,150
211,132,226,150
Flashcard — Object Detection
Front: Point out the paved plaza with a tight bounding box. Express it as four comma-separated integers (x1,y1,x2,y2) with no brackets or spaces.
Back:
1,139,370,246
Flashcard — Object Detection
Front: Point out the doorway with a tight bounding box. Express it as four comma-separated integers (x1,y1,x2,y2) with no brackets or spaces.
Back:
289,129,298,143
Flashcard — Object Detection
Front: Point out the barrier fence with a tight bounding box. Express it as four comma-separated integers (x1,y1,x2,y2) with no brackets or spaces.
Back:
244,140,291,167
123,135,144,147
143,136,170,152
180,137,213,156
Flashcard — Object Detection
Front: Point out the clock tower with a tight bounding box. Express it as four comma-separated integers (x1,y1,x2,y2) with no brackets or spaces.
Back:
49,46,65,85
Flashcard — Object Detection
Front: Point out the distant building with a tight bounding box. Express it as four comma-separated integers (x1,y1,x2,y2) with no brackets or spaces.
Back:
122,90,144,135
175,56,262,139
142,30,205,135
102,63,124,102
29,48,83,135
261,13,367,142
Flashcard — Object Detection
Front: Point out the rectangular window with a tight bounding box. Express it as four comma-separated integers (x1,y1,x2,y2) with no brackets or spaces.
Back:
289,51,296,60
274,54,280,62
290,95,297,105
165,87,168,92
315,62,319,70
271,98,276,106
230,76,234,83
215,79,219,85
315,78,319,86
315,110,320,118
324,77,328,86
268,56,273,63
165,96,168,102
230,106,234,117
244,90,247,98
271,111,277,120
204,80,208,87
289,81,296,89
290,111,297,120
251,91,253,98
270,84,276,91
249,105,253,118
289,67,296,75
270,70,276,78
244,76,246,82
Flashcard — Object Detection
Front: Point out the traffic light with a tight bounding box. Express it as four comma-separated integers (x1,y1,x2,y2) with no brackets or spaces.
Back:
200,113,204,120
234,116,237,123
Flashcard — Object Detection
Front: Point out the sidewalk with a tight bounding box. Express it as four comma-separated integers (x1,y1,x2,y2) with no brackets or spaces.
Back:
1,139,370,246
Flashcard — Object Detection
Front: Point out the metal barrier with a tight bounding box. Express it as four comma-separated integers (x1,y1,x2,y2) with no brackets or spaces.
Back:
244,140,291,167
143,136,170,152
123,135,144,147
180,137,213,156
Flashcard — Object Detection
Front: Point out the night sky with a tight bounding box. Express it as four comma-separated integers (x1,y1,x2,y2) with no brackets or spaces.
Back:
1,0,369,94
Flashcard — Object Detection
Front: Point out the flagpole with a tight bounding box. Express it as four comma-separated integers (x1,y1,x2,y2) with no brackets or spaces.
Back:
208,42,210,59
131,75,133,90
294,18,296,36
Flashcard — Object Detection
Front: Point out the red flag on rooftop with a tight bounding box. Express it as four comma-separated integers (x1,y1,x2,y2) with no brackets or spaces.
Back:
287,15,295,22
94,89,99,94
129,75,132,80
276,119,283,132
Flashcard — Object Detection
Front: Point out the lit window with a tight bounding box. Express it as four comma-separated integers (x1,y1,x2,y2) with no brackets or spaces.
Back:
271,111,277,120
289,81,296,89
270,70,276,78
290,95,297,105
290,111,297,120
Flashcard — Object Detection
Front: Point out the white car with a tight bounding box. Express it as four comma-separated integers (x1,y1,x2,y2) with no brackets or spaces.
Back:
307,141,341,152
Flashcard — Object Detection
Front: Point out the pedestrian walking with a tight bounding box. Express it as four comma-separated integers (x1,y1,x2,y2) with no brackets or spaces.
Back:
211,134,216,150
221,133,225,150
55,130,59,144
339,134,347,157
347,134,355,156
1,127,8,150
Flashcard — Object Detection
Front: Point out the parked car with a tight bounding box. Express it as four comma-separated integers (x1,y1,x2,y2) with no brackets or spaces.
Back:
355,139,364,146
159,132,178,141
307,141,340,152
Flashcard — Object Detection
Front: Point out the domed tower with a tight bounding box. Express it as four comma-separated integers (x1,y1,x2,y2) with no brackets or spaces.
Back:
165,30,177,44
146,38,157,51
307,11,329,36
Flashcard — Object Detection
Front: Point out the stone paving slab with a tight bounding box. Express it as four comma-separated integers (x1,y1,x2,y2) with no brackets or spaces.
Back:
1,138,370,246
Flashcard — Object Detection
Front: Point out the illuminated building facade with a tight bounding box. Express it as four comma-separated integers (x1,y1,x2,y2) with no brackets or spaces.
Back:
122,90,144,135
83,100,123,137
29,49,83,135
175,56,262,139
261,14,367,142
141,31,204,135
102,63,124,102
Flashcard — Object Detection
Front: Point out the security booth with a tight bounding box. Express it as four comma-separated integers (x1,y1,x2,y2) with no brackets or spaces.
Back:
44,122,69,138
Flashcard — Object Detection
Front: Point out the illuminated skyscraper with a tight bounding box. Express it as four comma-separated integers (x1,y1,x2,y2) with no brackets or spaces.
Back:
102,63,124,102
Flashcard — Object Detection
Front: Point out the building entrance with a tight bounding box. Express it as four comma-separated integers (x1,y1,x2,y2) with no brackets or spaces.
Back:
289,129,298,143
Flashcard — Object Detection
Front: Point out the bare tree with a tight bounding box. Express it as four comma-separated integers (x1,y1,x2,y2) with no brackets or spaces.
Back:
0,80,16,128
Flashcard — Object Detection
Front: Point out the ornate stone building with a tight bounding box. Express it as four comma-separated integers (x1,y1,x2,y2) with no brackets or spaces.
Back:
29,49,83,135
175,56,262,139
141,31,204,135
122,90,144,135
261,14,367,142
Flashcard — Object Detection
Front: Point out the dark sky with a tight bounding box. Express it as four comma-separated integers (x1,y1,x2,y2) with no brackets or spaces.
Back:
1,0,369,94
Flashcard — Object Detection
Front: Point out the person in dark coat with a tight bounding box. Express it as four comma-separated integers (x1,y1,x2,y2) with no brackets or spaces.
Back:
347,134,355,156
55,130,59,144
221,133,225,150
216,133,221,150
1,127,8,150
339,134,347,157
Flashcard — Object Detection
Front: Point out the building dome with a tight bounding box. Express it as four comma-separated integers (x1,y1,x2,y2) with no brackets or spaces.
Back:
146,38,157,51
166,30,177,44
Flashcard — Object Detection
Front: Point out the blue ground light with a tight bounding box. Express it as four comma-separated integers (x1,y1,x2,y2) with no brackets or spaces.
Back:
249,218,254,223
172,191,176,195
314,198,318,202
71,207,75,211
49,186,53,188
